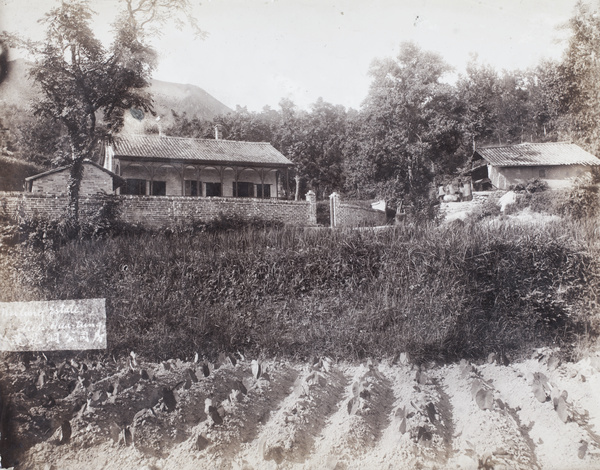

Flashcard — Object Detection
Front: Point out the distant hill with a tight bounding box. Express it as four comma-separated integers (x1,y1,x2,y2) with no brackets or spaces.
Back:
0,59,232,130
151,78,231,121
0,59,34,108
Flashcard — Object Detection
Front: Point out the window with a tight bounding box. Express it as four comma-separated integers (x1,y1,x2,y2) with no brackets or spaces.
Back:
185,180,201,196
539,169,546,178
205,182,222,197
256,184,271,199
233,182,254,198
151,181,166,196
123,178,146,195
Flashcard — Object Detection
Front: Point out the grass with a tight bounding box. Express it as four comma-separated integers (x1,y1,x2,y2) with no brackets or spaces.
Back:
2,207,599,364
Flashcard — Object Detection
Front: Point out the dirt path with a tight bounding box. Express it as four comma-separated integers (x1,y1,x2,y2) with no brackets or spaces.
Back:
3,350,600,469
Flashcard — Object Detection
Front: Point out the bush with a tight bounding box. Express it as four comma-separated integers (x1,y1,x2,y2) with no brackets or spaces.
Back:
558,177,600,220
189,213,285,234
468,194,502,221
401,193,441,224
526,178,549,193
509,190,561,215
513,178,549,193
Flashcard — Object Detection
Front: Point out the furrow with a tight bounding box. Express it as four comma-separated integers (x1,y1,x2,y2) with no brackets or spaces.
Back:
479,361,600,469
532,354,600,455
235,358,346,469
164,360,299,470
336,362,451,469
303,361,395,469
441,362,539,470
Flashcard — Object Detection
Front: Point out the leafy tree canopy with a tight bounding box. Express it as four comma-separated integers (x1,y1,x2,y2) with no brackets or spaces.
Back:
557,0,600,154
2,0,203,219
344,42,462,206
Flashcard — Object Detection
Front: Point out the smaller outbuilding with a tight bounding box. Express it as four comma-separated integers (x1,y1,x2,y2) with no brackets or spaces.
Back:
24,160,125,196
470,142,600,190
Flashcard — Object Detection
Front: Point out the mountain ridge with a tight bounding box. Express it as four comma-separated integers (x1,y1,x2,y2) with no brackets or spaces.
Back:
0,59,233,128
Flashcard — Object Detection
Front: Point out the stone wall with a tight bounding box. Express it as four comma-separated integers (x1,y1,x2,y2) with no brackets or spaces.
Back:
329,193,387,228
118,194,315,227
0,192,317,227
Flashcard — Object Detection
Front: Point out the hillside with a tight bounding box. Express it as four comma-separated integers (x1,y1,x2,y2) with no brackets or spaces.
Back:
0,59,232,126
0,59,34,108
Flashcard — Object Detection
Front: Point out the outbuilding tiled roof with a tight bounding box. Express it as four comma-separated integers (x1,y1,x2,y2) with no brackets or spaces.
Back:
474,142,600,167
24,160,125,184
109,134,293,167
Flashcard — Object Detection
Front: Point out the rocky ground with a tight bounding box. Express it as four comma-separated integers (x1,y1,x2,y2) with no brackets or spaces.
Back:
2,348,600,469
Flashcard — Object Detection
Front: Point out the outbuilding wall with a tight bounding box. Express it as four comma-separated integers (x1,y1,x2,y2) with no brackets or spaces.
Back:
29,164,116,197
489,164,593,190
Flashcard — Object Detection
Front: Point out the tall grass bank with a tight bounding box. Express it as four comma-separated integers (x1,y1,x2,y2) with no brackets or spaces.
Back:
2,219,599,363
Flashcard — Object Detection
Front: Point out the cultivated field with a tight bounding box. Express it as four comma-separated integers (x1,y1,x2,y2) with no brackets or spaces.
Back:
3,350,600,469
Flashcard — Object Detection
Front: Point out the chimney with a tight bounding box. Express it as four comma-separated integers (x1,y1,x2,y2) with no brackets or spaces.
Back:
156,116,162,137
214,125,221,140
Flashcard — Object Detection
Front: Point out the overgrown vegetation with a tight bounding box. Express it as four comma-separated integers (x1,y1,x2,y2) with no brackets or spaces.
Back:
1,206,599,364
474,175,600,222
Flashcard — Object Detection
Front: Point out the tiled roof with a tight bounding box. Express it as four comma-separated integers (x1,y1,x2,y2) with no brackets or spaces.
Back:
25,160,124,183
110,134,293,167
475,142,600,167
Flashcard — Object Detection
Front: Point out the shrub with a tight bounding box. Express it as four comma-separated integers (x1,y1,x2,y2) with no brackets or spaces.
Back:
509,190,562,215
558,176,600,220
189,213,285,234
513,178,549,193
467,194,502,221
80,192,123,238
17,215,79,250
525,178,549,193
401,193,441,224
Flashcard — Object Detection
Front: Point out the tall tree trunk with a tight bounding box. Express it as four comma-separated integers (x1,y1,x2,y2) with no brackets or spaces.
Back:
68,157,84,223
294,175,300,201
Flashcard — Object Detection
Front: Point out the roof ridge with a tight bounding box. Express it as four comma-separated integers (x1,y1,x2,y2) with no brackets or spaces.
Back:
516,141,573,145
25,159,124,182
121,134,272,145
479,141,574,150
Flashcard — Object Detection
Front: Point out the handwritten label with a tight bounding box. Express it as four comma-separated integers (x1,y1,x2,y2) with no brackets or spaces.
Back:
0,299,106,351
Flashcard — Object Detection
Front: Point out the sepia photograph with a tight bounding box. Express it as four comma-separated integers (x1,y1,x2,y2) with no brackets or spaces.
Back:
1,0,600,468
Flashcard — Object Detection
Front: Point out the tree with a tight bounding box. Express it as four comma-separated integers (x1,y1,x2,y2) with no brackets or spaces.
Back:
456,59,501,149
557,0,600,154
16,115,73,167
213,105,276,143
4,0,203,221
345,42,462,207
165,111,213,139
525,60,565,142
286,98,347,199
494,70,532,145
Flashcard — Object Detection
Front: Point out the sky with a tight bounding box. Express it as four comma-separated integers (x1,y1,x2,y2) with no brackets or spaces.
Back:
0,0,586,112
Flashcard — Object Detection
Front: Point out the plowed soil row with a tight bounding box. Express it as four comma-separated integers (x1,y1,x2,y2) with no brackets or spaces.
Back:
2,348,600,469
